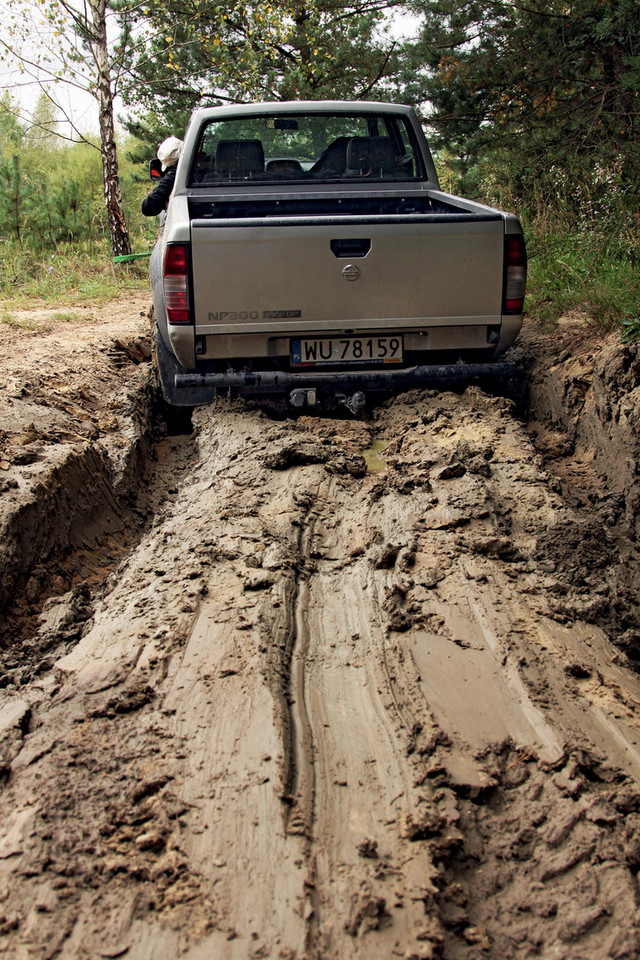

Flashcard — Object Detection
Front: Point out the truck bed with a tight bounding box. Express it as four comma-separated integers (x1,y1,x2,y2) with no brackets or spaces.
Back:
187,193,480,220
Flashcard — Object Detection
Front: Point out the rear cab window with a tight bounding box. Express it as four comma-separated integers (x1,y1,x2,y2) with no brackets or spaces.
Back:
188,110,424,186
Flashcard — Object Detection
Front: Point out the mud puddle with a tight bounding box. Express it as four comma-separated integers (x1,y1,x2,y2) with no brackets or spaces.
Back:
1,312,640,958
362,438,390,473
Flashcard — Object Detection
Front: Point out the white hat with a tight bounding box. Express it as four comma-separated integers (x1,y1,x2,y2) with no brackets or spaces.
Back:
158,136,182,171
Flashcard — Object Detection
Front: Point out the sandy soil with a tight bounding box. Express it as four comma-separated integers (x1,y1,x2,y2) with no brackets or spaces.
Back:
1,301,640,959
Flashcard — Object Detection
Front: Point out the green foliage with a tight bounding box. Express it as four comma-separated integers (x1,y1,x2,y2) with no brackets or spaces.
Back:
0,92,24,150
410,0,640,340
0,155,31,248
406,0,640,204
119,0,405,143
466,148,640,336
621,315,640,344
0,93,153,255
524,227,639,330
1,0,138,255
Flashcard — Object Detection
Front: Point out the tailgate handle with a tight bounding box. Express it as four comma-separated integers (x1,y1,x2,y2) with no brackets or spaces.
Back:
331,238,371,259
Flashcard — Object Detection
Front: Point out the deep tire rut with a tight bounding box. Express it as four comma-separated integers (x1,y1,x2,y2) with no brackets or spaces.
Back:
1,366,640,959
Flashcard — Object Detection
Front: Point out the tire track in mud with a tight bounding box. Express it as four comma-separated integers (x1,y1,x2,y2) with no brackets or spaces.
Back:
283,483,330,957
282,475,442,956
1,387,640,959
281,482,325,842
0,339,156,656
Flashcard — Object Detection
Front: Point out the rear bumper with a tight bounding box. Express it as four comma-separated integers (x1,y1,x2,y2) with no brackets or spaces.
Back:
174,361,518,396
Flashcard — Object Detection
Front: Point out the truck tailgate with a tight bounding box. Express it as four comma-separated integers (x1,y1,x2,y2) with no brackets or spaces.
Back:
190,214,505,335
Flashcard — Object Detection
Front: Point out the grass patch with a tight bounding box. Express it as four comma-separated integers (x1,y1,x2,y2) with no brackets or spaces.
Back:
524,226,640,334
0,242,149,311
0,310,86,334
0,313,42,331
48,311,86,323
477,161,639,340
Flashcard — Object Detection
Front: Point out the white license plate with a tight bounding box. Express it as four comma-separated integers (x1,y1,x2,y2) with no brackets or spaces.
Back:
291,336,403,366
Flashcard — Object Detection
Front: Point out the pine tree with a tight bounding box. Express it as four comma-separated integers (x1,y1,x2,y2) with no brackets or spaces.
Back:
404,0,640,204
119,0,406,141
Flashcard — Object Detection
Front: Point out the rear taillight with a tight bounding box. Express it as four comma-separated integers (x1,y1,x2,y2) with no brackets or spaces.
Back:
503,234,527,314
163,243,191,324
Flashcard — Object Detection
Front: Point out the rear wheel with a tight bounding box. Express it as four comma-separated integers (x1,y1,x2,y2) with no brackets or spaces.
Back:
153,324,216,407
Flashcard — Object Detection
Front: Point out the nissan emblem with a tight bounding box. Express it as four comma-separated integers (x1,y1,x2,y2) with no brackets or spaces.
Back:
342,263,360,281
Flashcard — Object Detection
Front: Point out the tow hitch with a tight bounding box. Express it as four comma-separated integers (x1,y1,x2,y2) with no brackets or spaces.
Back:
337,391,367,416
288,388,366,416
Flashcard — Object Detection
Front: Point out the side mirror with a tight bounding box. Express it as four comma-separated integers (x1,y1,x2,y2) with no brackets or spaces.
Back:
149,158,164,180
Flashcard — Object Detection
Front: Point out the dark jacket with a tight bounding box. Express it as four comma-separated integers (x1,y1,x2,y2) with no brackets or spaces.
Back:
141,167,177,217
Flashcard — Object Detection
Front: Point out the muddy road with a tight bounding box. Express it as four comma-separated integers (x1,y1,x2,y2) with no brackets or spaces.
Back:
1,301,640,959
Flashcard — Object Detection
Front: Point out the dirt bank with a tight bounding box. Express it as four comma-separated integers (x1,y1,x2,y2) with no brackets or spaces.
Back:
0,295,154,651
1,308,640,959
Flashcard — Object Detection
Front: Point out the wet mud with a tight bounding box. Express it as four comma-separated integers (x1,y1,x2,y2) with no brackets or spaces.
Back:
1,309,640,958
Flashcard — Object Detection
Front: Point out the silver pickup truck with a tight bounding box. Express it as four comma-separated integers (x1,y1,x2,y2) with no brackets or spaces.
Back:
149,100,526,411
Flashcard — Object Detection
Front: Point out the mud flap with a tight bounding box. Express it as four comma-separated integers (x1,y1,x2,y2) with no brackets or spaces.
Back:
154,326,217,407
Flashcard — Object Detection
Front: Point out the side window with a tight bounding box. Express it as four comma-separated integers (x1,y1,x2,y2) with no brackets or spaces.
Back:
388,118,421,178
191,127,219,183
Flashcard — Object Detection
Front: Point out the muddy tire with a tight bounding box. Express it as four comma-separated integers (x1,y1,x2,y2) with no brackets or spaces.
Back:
153,323,216,407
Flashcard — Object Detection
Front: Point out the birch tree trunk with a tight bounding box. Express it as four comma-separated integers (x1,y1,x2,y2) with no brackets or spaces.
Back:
89,0,131,258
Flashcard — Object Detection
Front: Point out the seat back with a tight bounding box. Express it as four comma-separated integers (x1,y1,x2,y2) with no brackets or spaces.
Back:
265,159,303,176
215,139,265,178
345,137,399,177
309,136,350,177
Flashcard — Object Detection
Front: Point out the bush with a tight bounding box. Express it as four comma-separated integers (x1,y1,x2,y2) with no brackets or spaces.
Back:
473,157,640,337
523,223,640,330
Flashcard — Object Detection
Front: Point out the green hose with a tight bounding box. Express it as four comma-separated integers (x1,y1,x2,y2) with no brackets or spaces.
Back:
113,251,153,263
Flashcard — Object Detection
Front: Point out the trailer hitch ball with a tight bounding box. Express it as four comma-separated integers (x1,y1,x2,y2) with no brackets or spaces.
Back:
343,391,366,416
289,388,317,408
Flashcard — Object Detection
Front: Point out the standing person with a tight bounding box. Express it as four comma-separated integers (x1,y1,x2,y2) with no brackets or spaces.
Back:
142,136,183,216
